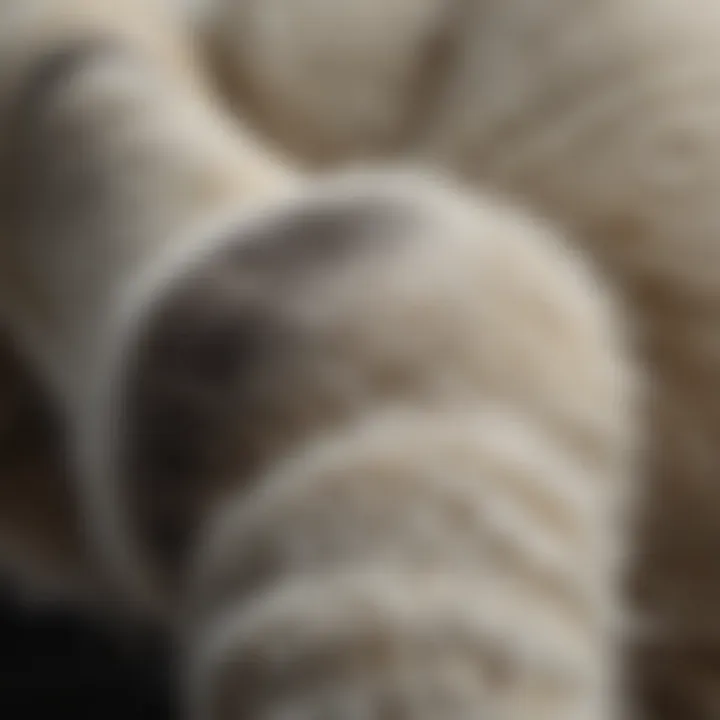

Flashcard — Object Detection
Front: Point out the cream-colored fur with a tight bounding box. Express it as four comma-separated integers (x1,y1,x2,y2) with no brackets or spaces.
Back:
191,1,720,716
0,0,649,718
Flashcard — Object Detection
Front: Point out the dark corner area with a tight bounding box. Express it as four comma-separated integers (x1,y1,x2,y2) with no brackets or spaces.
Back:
0,586,174,719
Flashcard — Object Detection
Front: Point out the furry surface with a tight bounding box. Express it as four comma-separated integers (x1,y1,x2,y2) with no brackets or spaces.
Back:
8,0,720,718
194,1,720,716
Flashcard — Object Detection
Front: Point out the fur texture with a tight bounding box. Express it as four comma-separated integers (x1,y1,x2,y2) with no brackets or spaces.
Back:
195,1,720,716
9,0,720,718
0,0,291,603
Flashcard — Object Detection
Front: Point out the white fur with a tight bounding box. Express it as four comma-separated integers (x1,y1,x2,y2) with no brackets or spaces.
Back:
0,1,644,719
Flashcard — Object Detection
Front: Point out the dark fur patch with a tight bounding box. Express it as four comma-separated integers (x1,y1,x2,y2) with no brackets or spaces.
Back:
219,191,413,280
121,283,297,587
116,197,416,591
